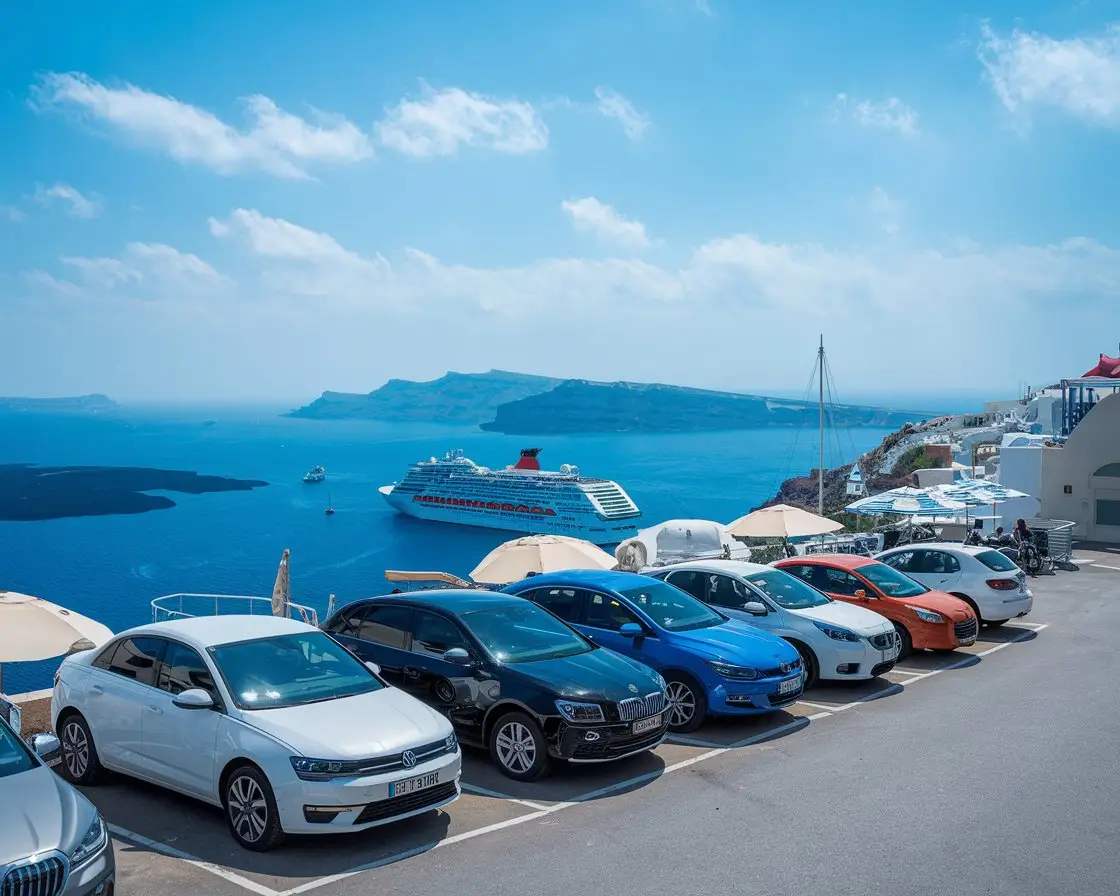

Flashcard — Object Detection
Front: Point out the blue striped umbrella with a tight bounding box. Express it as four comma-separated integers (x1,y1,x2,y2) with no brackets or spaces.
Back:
846,486,969,517
935,479,1032,506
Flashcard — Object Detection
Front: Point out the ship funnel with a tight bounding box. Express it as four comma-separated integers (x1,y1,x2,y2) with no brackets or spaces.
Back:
513,448,542,471
614,538,648,572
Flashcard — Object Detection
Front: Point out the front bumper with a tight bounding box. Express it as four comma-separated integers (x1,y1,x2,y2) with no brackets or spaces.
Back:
550,718,668,763
816,631,900,681
711,672,804,715
273,749,462,835
64,844,116,896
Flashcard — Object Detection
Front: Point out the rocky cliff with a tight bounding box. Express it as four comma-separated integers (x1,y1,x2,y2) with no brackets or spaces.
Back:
0,394,119,413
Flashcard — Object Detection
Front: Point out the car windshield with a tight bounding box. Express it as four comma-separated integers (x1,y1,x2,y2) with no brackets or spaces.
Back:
745,570,830,609
976,549,1019,572
860,562,928,598
619,581,724,632
210,631,384,710
0,720,36,779
461,603,592,664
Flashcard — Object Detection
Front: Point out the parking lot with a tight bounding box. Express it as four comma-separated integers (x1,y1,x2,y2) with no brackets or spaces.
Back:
91,550,1119,896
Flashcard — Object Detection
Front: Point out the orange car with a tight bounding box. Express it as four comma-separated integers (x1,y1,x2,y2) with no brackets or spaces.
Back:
773,555,978,658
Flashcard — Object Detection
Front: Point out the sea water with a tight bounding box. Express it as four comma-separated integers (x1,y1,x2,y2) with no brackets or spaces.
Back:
0,405,901,692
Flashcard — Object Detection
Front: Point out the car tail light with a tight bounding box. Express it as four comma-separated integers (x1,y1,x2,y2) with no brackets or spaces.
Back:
986,578,1018,590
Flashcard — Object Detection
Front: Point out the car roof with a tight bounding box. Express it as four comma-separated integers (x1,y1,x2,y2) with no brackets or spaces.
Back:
510,569,652,590
118,614,315,648
775,554,876,570
650,558,774,576
880,542,988,555
365,588,522,613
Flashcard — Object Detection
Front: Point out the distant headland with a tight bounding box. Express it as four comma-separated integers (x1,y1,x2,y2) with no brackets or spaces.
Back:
290,370,930,434
0,394,119,413
0,464,268,522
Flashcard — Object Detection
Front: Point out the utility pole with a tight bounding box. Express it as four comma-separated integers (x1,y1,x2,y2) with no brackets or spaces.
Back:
818,334,825,517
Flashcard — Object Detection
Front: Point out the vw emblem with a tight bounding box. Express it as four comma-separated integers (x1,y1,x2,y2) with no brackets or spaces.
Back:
401,750,417,769
780,662,792,674
628,684,639,693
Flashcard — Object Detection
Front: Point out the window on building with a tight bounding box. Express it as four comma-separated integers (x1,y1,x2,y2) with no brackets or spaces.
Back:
1092,463,1120,478
1096,499,1120,527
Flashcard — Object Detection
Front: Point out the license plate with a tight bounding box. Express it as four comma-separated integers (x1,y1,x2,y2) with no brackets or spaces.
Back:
632,714,662,735
779,676,801,695
389,772,439,798
961,636,976,646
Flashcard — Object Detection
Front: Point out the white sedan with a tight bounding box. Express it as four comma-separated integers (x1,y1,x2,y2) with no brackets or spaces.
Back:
875,542,1033,626
648,559,900,688
52,615,461,851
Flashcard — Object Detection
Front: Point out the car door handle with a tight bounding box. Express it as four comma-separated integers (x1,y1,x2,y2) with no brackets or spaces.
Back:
88,685,103,696
403,667,421,679
146,704,162,714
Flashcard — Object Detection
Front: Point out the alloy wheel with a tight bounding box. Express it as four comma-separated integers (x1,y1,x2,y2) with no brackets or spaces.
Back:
228,775,269,844
494,721,537,774
665,681,696,727
62,720,89,779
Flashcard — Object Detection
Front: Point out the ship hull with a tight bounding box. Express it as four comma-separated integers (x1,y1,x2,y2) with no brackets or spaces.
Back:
379,485,639,545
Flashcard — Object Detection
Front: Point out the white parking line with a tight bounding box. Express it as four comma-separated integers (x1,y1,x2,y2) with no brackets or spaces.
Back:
665,733,727,749
1096,564,1120,572
458,783,552,811
108,824,281,896
793,699,836,711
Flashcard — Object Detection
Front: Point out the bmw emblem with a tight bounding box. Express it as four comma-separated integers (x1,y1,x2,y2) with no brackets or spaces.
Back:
628,684,639,693
401,750,417,769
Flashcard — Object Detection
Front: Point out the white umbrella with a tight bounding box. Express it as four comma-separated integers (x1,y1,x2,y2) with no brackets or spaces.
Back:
0,590,114,693
846,486,969,517
725,504,844,539
470,535,616,585
271,548,291,619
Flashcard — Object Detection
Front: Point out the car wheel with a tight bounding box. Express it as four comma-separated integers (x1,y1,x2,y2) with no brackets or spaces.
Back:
489,711,551,781
892,622,913,660
223,765,285,851
985,619,1009,628
792,643,819,689
58,713,105,785
664,674,707,734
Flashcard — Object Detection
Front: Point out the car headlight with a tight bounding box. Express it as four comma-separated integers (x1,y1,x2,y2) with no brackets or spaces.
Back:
655,673,667,689
907,606,944,624
70,813,107,866
555,700,606,722
445,731,458,752
813,621,861,642
705,660,759,680
289,756,345,780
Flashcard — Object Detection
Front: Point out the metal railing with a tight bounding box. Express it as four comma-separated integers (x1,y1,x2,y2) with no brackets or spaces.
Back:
151,593,320,627
1027,519,1077,564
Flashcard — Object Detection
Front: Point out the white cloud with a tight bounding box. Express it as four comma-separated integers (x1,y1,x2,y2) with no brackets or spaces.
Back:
561,197,652,249
60,242,224,295
835,94,920,136
23,270,83,296
209,209,360,261
374,83,548,157
2,205,26,222
695,0,713,15
35,183,101,218
594,87,650,140
868,187,902,234
33,72,372,178
978,23,1120,126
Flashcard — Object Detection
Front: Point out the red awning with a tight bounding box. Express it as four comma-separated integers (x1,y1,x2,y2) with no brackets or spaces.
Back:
1083,353,1120,378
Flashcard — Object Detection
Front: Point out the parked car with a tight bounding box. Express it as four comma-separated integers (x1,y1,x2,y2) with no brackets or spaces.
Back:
322,590,668,781
874,543,1033,626
647,559,900,688
0,711,115,896
503,570,804,734
52,615,461,852
774,555,979,658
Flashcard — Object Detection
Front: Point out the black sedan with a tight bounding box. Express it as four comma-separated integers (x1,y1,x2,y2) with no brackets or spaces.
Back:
321,590,670,781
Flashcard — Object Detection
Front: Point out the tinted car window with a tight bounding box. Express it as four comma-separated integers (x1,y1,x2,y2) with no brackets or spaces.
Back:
881,551,916,573
107,637,165,686
665,570,707,601
745,570,830,609
821,567,863,596
618,581,724,632
921,551,960,574
705,574,752,609
532,587,581,622
157,640,218,697
461,603,592,663
585,592,642,631
412,611,470,656
357,605,413,649
976,549,1018,572
858,562,927,598
324,604,368,636
0,718,36,778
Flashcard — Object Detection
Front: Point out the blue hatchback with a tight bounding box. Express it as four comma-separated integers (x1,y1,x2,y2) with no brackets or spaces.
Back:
504,570,804,733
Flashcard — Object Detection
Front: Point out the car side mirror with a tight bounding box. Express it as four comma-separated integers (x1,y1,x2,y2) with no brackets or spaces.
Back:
442,647,473,665
30,733,62,767
742,601,768,616
854,589,870,600
364,660,382,676
619,622,643,639
172,688,215,710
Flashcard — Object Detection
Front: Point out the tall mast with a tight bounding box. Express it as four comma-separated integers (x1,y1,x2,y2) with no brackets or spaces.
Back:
818,334,824,517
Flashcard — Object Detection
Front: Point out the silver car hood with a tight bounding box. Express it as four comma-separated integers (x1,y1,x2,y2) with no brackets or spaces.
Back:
0,765,94,864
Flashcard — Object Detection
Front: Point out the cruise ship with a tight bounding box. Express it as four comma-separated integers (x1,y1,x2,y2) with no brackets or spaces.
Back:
379,448,642,544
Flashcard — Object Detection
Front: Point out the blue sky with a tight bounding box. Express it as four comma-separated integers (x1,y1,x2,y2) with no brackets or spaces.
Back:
1,0,1118,402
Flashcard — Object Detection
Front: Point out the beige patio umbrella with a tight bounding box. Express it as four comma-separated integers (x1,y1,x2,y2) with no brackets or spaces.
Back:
471,535,617,585
0,590,114,693
725,504,844,540
271,549,291,619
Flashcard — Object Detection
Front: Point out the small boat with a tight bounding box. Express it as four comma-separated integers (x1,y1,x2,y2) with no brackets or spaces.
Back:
325,491,335,515
302,465,326,483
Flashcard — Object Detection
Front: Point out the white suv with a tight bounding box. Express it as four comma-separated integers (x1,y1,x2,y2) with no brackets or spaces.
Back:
649,559,900,688
875,543,1032,626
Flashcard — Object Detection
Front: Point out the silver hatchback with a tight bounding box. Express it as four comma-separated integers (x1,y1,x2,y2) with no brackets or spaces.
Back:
0,715,115,896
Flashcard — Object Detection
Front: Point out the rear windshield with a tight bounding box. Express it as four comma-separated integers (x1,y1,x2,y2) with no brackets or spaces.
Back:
976,550,1019,572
